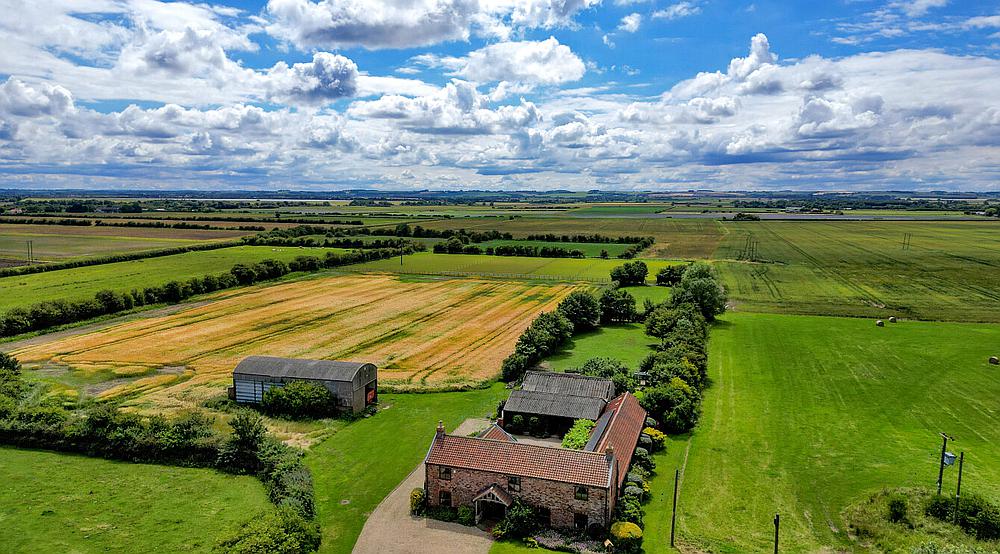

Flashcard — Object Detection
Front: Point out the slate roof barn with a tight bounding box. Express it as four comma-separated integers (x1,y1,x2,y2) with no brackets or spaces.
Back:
502,371,615,433
232,356,377,413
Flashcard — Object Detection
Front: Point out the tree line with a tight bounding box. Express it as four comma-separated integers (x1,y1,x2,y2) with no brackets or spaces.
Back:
0,352,322,552
0,241,242,278
0,247,409,338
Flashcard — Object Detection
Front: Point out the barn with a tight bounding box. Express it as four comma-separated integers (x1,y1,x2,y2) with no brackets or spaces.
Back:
232,356,377,413
502,371,615,435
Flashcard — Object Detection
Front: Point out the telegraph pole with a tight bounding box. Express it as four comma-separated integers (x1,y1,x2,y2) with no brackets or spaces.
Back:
954,452,965,524
773,513,780,554
670,468,679,548
937,433,954,495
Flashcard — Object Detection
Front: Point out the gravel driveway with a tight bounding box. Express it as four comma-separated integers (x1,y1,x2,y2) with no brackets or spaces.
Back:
352,419,494,554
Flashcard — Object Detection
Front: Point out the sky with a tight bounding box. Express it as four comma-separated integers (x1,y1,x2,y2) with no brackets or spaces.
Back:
0,0,998,192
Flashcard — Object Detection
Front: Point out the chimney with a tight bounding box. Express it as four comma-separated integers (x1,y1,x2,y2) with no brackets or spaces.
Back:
605,446,614,463
436,420,445,437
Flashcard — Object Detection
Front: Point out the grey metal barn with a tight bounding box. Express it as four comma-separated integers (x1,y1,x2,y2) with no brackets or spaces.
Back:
232,356,377,413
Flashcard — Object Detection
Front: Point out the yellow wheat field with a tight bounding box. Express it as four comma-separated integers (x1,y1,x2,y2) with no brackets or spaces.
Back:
14,273,582,407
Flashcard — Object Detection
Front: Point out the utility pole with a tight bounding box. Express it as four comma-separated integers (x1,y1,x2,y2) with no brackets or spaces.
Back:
937,433,954,495
773,513,780,554
670,468,679,548
954,452,965,524
26,240,33,265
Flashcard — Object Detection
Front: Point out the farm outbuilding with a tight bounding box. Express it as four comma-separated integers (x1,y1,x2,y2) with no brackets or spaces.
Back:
232,356,377,413
502,371,615,435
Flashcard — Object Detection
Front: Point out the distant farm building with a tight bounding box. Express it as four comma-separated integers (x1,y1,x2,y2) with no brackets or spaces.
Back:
424,392,646,530
232,356,377,413
502,371,615,434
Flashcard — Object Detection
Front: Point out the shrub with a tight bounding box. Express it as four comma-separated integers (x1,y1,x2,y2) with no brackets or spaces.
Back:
410,488,426,515
492,498,537,540
610,521,643,553
262,381,339,419
215,507,321,554
508,414,525,434
615,495,644,528
926,492,1000,540
632,447,655,472
624,485,645,499
457,505,475,526
887,494,908,523
217,410,268,474
528,416,544,437
561,419,595,450
575,357,636,393
641,429,664,453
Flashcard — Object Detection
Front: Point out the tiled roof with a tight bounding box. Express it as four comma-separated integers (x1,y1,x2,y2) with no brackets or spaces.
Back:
480,424,517,443
521,371,615,400
426,432,613,488
504,389,607,420
233,356,374,382
590,392,647,489
472,484,514,507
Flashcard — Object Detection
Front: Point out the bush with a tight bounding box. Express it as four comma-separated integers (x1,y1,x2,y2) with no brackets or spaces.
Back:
575,357,636,394
615,495,644,528
492,498,537,540
632,448,655,472
610,521,643,553
457,505,475,526
215,507,321,554
410,488,426,515
926,492,1000,540
887,494,908,523
217,410,268,474
262,381,339,419
561,419,595,450
624,485,645,499
642,427,666,452
528,416,544,437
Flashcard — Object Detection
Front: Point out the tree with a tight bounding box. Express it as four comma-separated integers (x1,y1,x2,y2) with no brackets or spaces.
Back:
557,291,602,331
671,263,727,321
638,378,701,433
655,265,685,286
217,410,268,473
0,352,24,399
576,357,636,393
610,261,648,286
600,288,637,324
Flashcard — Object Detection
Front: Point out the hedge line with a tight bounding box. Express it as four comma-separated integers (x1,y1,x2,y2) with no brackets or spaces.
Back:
0,247,408,338
0,240,241,278
0,217,263,231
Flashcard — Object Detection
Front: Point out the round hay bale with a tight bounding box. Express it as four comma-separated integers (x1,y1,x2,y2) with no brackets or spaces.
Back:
876,320,885,327
889,316,897,323
990,356,999,365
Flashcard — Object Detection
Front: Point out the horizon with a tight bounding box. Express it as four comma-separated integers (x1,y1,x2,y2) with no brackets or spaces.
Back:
1,1,999,191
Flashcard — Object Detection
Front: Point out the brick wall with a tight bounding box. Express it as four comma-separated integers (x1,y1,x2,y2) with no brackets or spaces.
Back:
425,463,611,529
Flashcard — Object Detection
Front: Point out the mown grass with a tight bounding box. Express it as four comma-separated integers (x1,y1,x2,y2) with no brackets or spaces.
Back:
0,245,349,311
306,384,507,553
544,323,658,372
0,447,270,553
352,252,677,283
476,239,630,258
651,312,1000,552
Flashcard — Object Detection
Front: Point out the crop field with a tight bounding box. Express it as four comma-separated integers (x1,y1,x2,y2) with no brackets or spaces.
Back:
419,217,723,259
0,245,346,312
0,223,245,263
0,447,269,553
11,274,581,404
352,252,677,282
648,312,1000,552
714,220,1000,322
476,239,630,258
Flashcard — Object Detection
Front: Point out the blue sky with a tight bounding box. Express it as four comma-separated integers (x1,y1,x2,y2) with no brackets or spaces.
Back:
0,0,998,191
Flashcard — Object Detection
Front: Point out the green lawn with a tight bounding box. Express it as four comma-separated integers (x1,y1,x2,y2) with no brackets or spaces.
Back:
620,285,671,306
544,323,658,372
476,240,631,258
352,252,677,283
306,384,507,553
0,447,269,553
0,245,349,311
650,312,1000,552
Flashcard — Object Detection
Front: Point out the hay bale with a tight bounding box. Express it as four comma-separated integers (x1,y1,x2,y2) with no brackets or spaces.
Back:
990,356,999,365
876,320,885,327
889,316,897,323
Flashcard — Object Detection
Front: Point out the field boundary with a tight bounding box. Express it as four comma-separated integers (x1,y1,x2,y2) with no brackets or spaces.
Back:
340,267,614,284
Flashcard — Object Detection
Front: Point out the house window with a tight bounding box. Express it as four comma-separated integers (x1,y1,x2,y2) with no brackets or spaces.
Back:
536,507,551,526
439,491,452,507
574,513,588,530
508,476,521,492
439,466,452,480
575,486,588,501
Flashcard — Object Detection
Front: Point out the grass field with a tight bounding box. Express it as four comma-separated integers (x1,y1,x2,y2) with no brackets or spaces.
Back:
715,220,1000,322
0,245,347,311
352,252,677,283
476,239,631,258
307,384,506,553
650,312,1000,552
543,323,658,372
0,223,245,263
0,447,269,553
12,274,580,404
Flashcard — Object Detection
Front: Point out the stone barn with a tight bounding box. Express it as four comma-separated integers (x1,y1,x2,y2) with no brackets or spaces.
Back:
502,371,615,435
232,356,377,413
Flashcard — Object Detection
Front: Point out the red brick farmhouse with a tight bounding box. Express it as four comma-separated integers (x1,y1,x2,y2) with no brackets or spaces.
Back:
423,391,646,530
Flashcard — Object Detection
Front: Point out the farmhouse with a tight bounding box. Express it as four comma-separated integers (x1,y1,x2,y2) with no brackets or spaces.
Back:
232,356,377,413
425,392,646,530
502,371,615,434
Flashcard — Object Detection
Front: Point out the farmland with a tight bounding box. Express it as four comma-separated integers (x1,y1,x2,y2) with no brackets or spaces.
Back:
0,223,246,263
352,252,677,282
0,447,269,553
645,312,1000,552
476,239,631,258
0,245,346,311
11,274,582,404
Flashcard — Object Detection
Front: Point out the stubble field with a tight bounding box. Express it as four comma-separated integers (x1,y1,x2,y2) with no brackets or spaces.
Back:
12,273,583,407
